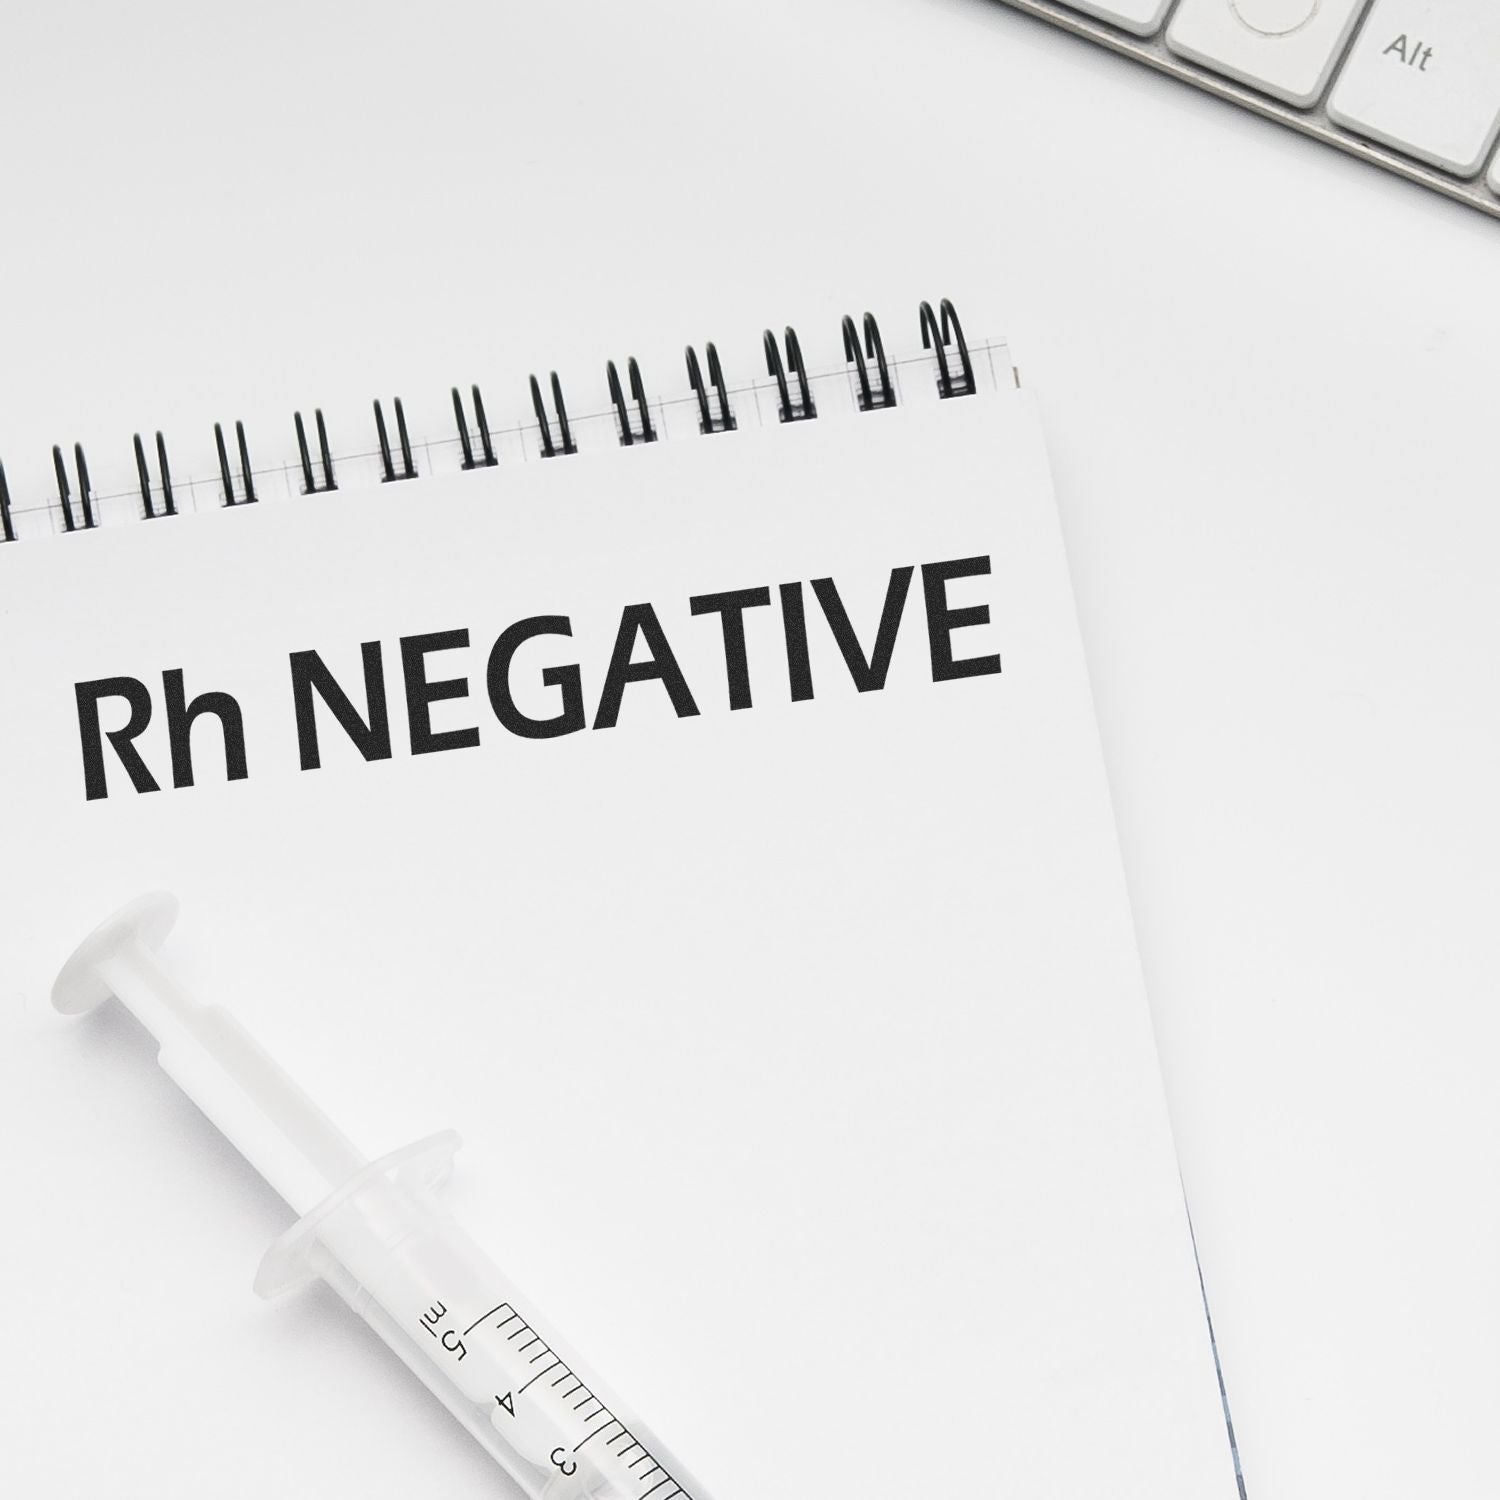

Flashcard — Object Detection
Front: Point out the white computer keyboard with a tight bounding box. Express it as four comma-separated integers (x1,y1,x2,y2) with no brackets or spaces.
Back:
999,0,1500,219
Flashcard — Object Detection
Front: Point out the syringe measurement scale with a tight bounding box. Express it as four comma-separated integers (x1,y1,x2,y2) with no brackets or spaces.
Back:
419,1298,689,1499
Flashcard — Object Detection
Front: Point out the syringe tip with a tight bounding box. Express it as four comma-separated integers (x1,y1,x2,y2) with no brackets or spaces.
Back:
52,890,179,1015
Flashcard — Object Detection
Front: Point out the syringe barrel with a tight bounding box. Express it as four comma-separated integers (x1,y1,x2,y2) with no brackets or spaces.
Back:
257,1138,702,1500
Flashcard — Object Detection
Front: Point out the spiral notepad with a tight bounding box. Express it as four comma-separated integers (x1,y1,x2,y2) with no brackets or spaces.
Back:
0,300,1240,1500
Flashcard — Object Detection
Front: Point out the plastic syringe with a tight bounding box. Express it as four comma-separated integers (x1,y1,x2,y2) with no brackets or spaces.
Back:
54,892,710,1500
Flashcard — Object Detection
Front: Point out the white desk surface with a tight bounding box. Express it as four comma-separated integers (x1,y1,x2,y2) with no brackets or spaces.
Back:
2,2,1495,1496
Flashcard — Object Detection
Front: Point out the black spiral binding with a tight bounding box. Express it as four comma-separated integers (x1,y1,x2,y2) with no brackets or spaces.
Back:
295,410,337,494
0,462,15,543
133,431,177,519
919,298,975,399
529,372,577,458
374,399,417,483
0,300,976,539
763,327,816,422
843,313,896,411
452,386,496,469
606,358,657,447
52,443,97,531
686,343,735,434
214,421,257,506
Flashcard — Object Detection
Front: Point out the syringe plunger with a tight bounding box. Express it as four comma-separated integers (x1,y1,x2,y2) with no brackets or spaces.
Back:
53,893,705,1500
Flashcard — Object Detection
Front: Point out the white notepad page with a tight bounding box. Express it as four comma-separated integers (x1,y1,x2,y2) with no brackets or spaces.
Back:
0,383,1237,1498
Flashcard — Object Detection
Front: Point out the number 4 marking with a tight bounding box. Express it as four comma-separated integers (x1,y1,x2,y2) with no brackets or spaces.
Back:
496,1392,516,1416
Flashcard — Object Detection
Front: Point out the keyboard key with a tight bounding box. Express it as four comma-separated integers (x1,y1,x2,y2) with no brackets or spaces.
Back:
1056,0,1173,38
1327,1,1500,176
1166,0,1370,108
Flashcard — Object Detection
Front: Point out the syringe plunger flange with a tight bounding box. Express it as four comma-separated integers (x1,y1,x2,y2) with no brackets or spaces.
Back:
52,890,180,1015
